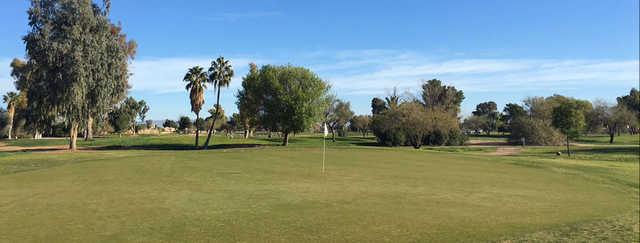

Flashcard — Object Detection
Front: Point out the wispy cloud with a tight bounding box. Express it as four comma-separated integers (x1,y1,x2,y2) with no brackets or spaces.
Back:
310,50,639,96
202,11,282,22
1,50,638,101
129,57,259,93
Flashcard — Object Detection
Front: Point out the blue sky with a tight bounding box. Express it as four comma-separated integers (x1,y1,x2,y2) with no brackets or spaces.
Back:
1,0,638,120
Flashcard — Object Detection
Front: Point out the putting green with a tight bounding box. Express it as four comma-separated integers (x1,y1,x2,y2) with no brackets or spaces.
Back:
0,143,637,242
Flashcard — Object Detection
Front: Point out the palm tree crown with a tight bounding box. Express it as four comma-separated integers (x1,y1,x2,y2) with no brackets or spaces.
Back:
208,56,234,90
183,66,207,114
3,92,19,111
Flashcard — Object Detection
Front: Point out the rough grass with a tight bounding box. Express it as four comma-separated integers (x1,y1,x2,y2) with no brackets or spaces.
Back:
0,135,638,242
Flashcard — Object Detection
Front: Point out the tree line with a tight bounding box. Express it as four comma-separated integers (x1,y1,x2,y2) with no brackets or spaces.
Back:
2,1,638,152
462,88,639,155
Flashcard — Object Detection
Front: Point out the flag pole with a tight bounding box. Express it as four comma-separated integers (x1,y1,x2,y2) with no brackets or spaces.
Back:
322,134,325,173
322,123,328,174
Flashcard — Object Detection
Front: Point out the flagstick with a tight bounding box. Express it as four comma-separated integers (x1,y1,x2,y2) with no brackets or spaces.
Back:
322,134,326,173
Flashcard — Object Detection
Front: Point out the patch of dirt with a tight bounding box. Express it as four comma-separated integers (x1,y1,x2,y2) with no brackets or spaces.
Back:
0,142,78,153
488,147,522,156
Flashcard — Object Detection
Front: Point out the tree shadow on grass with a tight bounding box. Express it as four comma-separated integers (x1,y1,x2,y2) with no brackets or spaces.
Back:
352,141,385,147
576,146,640,155
88,143,266,151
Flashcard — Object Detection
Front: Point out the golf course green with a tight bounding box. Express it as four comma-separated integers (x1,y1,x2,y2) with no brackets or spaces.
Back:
0,135,638,242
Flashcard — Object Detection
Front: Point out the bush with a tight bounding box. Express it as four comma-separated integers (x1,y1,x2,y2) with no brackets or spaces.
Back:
371,103,467,148
509,117,563,145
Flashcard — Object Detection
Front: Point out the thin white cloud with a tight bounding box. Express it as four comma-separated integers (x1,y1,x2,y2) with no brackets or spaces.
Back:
129,57,257,94
319,51,639,96
0,50,638,101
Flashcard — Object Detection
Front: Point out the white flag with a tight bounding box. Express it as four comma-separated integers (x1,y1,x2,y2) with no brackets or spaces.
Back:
323,123,329,137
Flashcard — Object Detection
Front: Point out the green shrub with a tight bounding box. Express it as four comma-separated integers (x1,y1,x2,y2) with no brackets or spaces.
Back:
509,117,563,145
371,103,467,148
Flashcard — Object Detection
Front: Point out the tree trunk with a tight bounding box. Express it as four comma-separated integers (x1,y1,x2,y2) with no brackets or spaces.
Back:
6,108,14,140
566,135,570,157
609,132,614,144
69,122,79,150
203,87,221,149
331,128,336,142
195,113,200,147
85,115,93,141
608,125,617,144
33,128,42,139
282,132,289,146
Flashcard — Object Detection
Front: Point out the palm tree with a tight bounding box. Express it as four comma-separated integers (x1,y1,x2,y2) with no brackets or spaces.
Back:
183,66,207,147
2,92,20,139
385,87,401,110
203,56,234,149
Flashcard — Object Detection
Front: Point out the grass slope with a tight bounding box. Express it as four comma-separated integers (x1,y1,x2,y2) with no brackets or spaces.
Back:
0,135,638,242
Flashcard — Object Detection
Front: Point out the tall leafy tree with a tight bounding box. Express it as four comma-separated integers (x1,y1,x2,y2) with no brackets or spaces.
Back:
605,105,636,144
501,103,526,133
178,116,193,133
472,101,499,135
350,115,371,138
616,88,640,117
2,92,20,139
13,58,51,139
24,0,132,150
122,97,141,133
421,79,464,114
183,66,207,147
258,65,330,146
552,101,586,157
326,99,354,140
204,56,234,149
236,63,261,138
502,103,526,124
137,100,149,127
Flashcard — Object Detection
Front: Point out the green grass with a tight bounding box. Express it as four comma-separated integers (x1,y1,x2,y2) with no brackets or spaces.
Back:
0,135,638,242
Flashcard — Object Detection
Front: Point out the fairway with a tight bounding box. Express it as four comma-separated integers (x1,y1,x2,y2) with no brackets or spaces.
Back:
1,136,638,242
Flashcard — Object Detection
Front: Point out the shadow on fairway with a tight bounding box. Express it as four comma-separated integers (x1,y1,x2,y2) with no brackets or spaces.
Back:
90,143,265,151
577,146,640,155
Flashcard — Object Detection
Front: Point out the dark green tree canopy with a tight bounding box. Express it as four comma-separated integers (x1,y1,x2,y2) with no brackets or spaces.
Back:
421,79,464,114
617,88,640,117
472,101,498,116
371,97,387,115
502,103,526,124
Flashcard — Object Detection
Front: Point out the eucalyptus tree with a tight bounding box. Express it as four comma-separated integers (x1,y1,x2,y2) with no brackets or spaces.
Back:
203,56,234,149
2,92,20,139
84,11,136,140
137,100,149,126
236,63,261,138
183,66,208,147
24,0,133,150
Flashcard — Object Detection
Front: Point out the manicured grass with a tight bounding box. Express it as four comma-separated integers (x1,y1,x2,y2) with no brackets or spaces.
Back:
0,135,638,242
